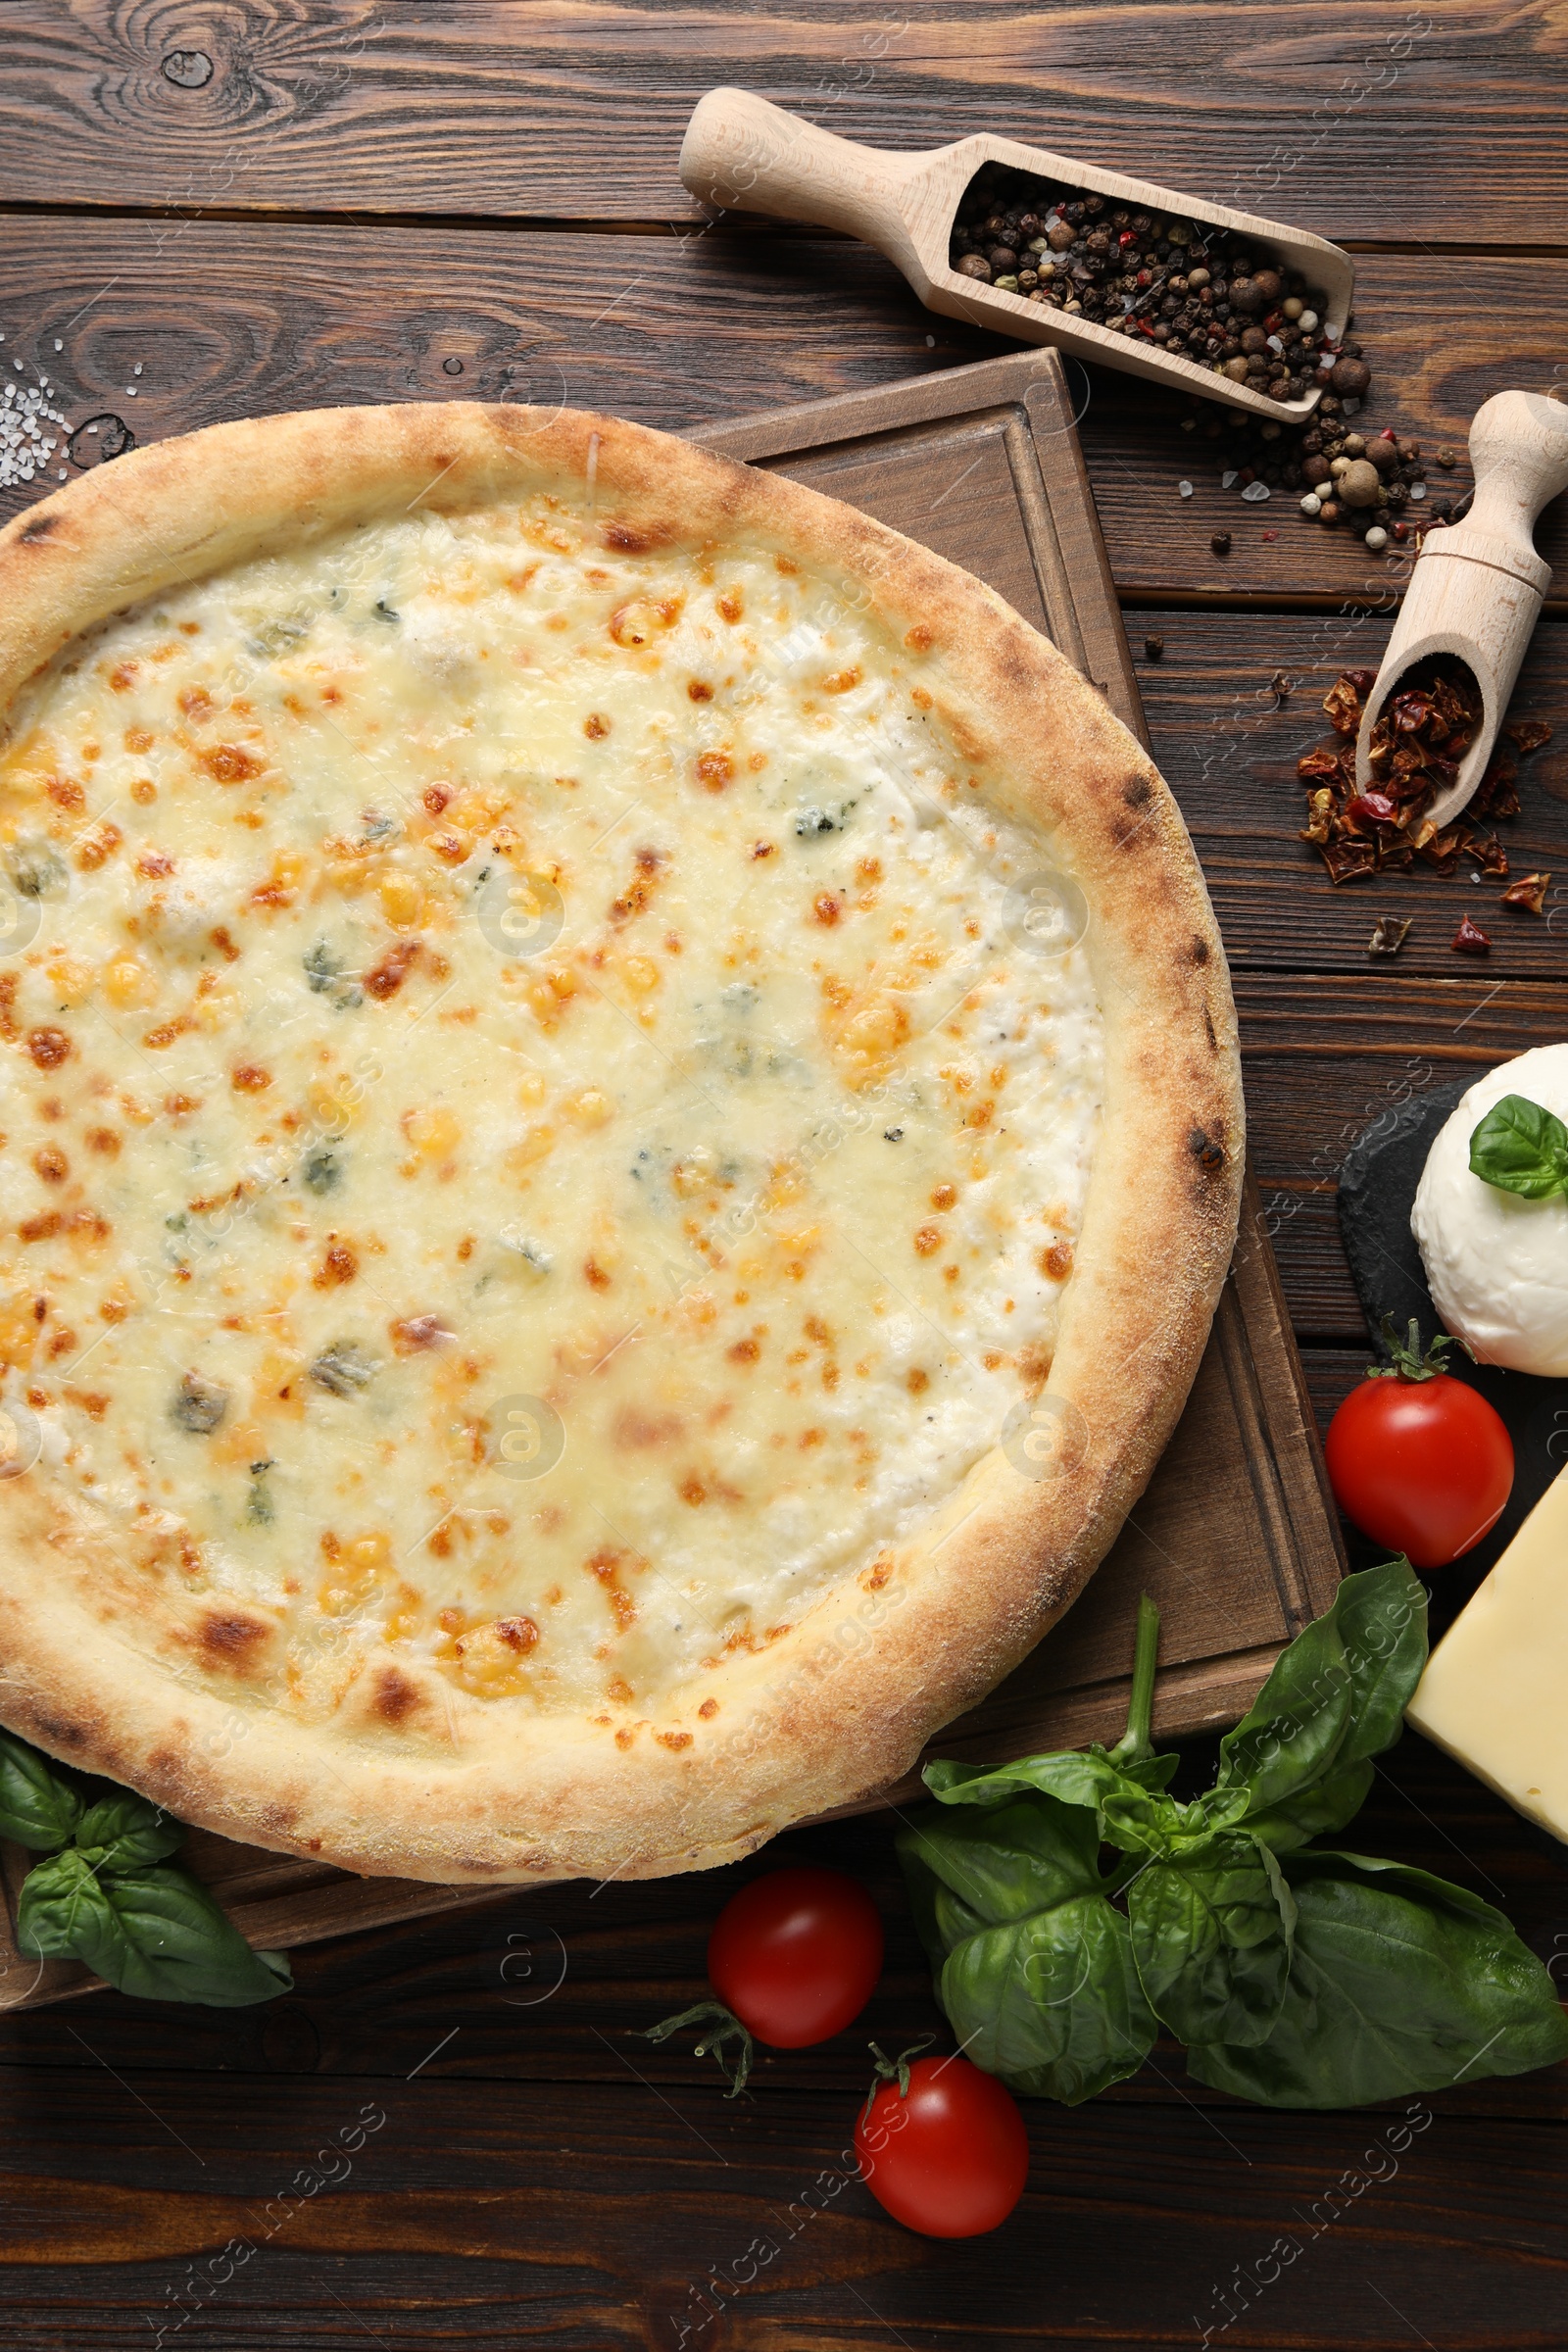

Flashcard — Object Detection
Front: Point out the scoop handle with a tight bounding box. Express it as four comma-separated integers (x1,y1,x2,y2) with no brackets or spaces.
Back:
1464,388,1568,559
679,87,923,263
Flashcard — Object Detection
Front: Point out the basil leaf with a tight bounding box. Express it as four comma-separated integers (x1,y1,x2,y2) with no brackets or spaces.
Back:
924,1748,1137,1815
73,1792,184,1874
938,1891,1156,2106
1127,1833,1296,2048
1237,1756,1375,1854
1207,1559,1427,1840
19,1853,292,2007
897,1794,1106,1924
1211,1644,1351,1820
0,1727,84,1851
1329,1557,1428,1766
1188,1851,1568,2108
1468,1093,1568,1200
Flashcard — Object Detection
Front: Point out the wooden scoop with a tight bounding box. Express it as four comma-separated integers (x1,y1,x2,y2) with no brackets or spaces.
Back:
680,86,1354,422
1352,390,1568,828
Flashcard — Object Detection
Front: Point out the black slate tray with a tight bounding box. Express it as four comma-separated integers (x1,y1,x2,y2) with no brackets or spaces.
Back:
1338,1081,1568,1625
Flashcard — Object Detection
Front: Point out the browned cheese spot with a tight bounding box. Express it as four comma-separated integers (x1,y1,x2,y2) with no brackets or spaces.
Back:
26,1028,71,1071
201,744,263,784
365,939,422,1000
314,1241,359,1290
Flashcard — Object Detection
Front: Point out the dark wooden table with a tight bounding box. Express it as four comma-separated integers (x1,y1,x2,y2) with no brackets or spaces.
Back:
2,7,1567,2345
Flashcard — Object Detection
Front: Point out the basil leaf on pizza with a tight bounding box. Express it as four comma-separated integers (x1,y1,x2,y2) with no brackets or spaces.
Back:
0,406,1241,1882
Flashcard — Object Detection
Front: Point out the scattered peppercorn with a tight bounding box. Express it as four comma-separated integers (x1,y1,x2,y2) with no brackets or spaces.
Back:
1144,635,1165,661
1210,530,1232,556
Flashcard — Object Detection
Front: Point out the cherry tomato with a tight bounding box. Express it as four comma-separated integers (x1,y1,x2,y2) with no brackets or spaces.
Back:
708,1866,883,2047
855,2055,1029,2238
1325,1360,1513,1570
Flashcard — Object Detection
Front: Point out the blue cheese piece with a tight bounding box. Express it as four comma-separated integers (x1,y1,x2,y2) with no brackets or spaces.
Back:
1407,1467,1568,1838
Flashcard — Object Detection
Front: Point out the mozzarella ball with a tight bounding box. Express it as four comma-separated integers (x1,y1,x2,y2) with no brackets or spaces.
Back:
1412,1043,1568,1375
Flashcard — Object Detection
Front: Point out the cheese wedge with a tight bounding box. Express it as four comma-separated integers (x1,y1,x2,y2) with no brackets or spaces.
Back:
1407,1467,1568,1839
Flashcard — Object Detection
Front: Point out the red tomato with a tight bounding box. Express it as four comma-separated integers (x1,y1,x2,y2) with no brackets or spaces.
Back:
708,1867,882,2048
1325,1369,1513,1569
855,2055,1029,2238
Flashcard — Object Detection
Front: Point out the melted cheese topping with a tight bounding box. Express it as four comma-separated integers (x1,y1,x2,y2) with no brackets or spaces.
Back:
0,499,1101,1722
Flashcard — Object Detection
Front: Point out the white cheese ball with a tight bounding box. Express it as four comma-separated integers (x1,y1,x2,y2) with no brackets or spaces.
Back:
1412,1043,1568,1375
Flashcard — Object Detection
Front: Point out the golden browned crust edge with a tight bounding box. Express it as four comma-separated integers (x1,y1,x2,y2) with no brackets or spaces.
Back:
0,404,1243,1883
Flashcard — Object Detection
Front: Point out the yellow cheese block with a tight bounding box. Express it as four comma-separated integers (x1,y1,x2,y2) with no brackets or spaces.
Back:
1407,1466,1568,1839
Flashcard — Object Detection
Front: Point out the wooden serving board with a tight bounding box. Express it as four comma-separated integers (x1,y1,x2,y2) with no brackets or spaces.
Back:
0,353,1343,2011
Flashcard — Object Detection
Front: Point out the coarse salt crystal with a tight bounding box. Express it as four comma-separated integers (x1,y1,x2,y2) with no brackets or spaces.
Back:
1409,481,1426,501
133,363,144,377
1241,480,1271,503
1221,469,1239,488
1178,479,1194,498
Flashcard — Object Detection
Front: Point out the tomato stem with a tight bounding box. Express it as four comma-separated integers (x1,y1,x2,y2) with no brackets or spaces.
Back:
1368,1314,1476,1385
862,2034,936,2121
640,1999,755,2097
1108,1592,1161,1765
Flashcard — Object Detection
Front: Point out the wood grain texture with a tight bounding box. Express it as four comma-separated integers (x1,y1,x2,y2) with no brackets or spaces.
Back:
0,1735,1559,2351
2,12,1567,2339
2,0,1564,244
1,218,1563,602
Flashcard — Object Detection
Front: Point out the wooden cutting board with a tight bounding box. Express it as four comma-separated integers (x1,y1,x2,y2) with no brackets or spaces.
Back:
0,353,1344,2010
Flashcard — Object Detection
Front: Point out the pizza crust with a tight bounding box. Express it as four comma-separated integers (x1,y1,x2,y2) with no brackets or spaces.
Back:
0,404,1242,1883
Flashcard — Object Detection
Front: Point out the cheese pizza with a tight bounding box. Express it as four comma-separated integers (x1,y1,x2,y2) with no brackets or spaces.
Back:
0,406,1241,1882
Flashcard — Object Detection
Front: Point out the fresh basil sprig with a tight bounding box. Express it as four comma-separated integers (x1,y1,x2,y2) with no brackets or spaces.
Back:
1469,1093,1568,1199
0,1729,291,2007
900,1561,1568,2109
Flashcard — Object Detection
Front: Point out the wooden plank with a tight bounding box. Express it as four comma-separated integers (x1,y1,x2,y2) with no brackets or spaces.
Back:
0,349,1344,2011
1,219,1564,602
1,0,1562,244
0,2068,1558,2351
1139,608,1568,981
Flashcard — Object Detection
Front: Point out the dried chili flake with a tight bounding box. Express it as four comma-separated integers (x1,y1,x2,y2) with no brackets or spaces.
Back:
1319,837,1376,885
1322,676,1365,736
1298,789,1336,845
1343,791,1397,829
1451,914,1491,955
1504,719,1552,755
1368,915,1412,956
1345,668,1377,697
1462,829,1508,880
1419,826,1463,875
1499,870,1550,914
1471,755,1519,820
1298,749,1343,787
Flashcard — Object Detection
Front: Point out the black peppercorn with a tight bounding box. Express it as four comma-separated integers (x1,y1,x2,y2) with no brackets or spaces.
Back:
1210,530,1232,555
1144,635,1164,661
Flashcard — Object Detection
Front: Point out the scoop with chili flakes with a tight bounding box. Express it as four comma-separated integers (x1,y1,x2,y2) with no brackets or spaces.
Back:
1297,665,1552,909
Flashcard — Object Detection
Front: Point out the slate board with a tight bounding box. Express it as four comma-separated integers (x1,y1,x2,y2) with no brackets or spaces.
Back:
0,352,1346,2008
1339,1078,1568,1585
